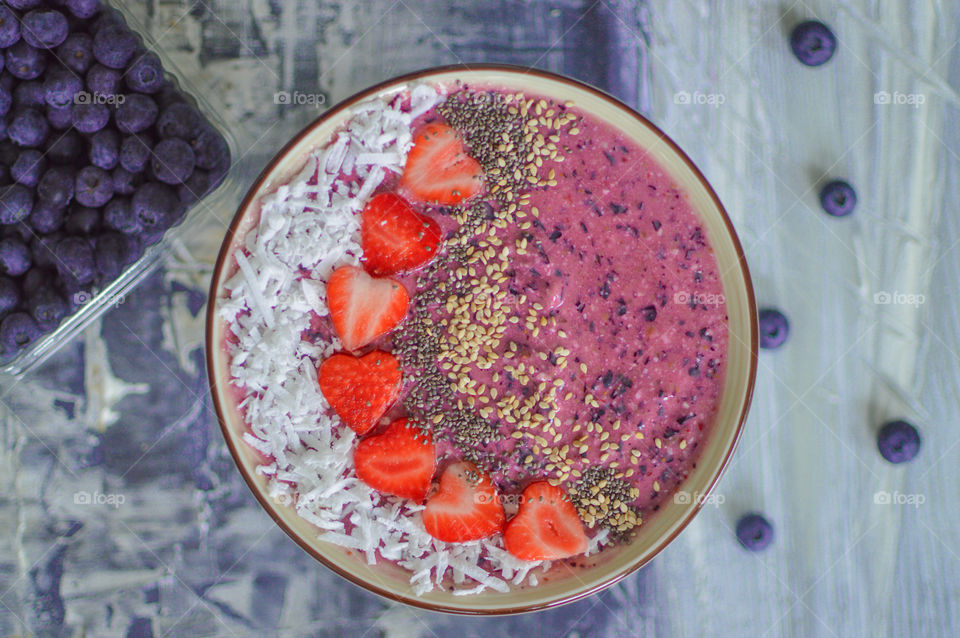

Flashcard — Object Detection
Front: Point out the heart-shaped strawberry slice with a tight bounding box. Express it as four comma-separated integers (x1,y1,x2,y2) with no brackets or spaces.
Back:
327,265,409,352
400,123,483,206
354,418,436,501
318,350,402,435
361,193,442,276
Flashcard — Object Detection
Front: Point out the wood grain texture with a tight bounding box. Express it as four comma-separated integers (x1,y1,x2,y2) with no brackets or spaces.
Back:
0,0,956,636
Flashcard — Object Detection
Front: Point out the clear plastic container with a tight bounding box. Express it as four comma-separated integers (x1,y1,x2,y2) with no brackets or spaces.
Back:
0,3,242,378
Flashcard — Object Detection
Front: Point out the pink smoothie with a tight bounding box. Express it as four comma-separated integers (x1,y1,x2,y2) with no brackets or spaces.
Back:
385,86,729,532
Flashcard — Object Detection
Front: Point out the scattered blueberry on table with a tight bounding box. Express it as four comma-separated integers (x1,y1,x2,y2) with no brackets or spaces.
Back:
877,419,921,464
819,180,857,217
0,0,231,360
736,513,774,551
758,307,790,349
790,20,837,67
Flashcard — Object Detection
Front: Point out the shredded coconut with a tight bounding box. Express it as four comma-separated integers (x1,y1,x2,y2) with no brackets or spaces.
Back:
221,83,610,596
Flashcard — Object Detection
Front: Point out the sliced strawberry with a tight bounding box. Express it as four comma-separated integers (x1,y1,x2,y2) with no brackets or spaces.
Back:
422,461,505,543
353,418,436,501
326,265,409,352
400,122,483,205
318,350,401,435
361,193,442,276
503,482,588,561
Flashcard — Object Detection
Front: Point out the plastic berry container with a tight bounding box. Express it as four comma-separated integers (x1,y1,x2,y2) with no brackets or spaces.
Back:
0,2,241,378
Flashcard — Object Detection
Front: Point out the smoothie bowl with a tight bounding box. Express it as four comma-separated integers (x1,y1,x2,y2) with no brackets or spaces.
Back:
206,66,757,614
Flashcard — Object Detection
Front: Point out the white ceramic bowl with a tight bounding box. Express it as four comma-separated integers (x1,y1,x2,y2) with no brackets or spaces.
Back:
206,65,758,614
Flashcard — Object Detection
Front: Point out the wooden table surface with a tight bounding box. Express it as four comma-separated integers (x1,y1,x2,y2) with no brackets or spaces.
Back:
0,1,956,636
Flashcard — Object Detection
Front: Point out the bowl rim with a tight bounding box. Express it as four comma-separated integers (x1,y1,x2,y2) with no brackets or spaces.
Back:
205,63,758,615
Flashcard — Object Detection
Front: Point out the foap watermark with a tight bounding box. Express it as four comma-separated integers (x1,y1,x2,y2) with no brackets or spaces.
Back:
74,90,126,106
874,91,925,108
873,490,924,508
72,290,126,307
274,90,327,108
673,90,725,108
674,291,725,307
873,291,925,307
673,490,725,507
474,492,523,507
74,490,125,508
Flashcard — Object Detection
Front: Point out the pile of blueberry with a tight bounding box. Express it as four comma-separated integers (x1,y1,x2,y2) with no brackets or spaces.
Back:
0,0,230,359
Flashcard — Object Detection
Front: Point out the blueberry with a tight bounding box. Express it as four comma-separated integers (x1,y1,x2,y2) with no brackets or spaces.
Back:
65,0,102,20
37,166,75,208
190,124,230,170
125,52,164,94
22,267,48,292
13,83,45,111
122,233,143,263
0,85,11,118
110,167,140,196
758,308,789,349
132,182,180,230
0,6,21,49
85,63,121,98
27,286,67,330
819,180,857,217
156,102,201,141
5,0,43,11
0,185,34,224
30,233,62,268
102,196,139,233
21,10,70,49
115,93,157,134
154,82,185,109
0,238,31,277
178,169,212,204
55,236,95,285
8,108,49,148
877,420,921,464
736,513,774,551
45,130,81,163
92,24,138,69
0,142,19,167
26,199,66,233
0,312,40,352
4,222,31,244
74,166,113,207
5,42,47,81
119,134,152,173
71,101,109,133
150,138,195,185
45,105,72,130
43,65,83,109
94,232,130,280
56,33,94,74
11,149,46,187
790,20,837,67
64,204,100,235
89,128,119,170
0,277,19,317
89,7,124,34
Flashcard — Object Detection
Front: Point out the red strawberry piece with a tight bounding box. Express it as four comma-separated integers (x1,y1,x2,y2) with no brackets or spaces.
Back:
422,461,505,543
326,265,409,352
361,192,442,276
400,122,483,206
318,350,401,435
503,481,588,561
353,418,436,501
